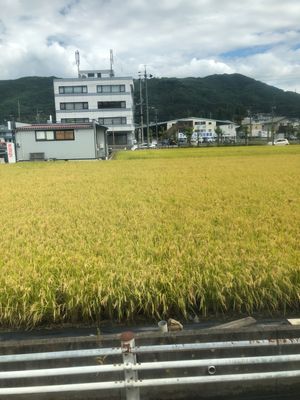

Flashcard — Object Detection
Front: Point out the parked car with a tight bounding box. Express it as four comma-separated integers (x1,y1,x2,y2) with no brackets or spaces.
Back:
138,143,157,149
267,139,289,146
203,137,215,143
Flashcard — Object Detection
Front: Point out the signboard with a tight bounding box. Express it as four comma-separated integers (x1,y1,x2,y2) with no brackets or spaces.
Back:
6,142,16,164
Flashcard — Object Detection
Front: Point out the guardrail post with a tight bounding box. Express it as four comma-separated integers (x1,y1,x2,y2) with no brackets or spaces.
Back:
121,331,140,400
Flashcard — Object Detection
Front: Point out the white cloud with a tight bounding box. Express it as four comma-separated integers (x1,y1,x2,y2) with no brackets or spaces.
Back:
0,0,300,91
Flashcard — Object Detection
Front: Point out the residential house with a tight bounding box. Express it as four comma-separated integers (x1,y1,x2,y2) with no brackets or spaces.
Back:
15,122,108,161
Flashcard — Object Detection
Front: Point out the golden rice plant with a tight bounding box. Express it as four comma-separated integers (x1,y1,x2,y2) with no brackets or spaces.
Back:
0,145,299,327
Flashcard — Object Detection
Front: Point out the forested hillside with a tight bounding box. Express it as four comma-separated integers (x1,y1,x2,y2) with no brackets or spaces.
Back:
0,77,55,124
1,73,300,124
143,74,300,122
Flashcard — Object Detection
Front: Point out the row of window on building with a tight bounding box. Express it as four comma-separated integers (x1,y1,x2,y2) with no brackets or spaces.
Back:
59,101,127,110
60,117,128,125
58,85,126,94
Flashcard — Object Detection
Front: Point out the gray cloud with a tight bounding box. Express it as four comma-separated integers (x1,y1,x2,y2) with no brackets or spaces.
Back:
59,0,80,16
0,19,6,37
0,0,300,91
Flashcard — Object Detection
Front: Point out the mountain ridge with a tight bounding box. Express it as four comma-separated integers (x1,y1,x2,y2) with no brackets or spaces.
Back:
0,73,300,124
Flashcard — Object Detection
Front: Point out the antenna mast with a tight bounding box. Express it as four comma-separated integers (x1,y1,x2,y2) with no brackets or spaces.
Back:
110,49,114,77
75,50,80,77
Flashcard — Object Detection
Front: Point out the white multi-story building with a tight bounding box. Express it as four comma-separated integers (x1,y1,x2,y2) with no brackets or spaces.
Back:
53,69,135,146
166,118,237,142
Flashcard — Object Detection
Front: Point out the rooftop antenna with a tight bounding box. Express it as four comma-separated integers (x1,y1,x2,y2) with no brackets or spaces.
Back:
110,49,114,77
75,50,80,77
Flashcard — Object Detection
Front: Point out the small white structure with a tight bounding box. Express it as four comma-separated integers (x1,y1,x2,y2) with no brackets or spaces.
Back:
15,122,108,161
218,122,239,141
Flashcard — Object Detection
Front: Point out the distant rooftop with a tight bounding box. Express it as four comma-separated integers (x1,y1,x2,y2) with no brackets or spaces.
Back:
78,69,114,79
16,123,94,131
53,68,134,81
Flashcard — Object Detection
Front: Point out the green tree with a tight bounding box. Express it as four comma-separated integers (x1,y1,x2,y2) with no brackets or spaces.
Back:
184,127,194,146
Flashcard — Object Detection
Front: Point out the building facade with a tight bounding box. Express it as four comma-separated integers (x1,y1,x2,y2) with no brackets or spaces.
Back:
164,118,237,142
53,69,135,146
241,115,286,138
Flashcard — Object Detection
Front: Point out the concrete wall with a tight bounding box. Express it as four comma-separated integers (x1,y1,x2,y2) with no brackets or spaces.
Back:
0,324,300,400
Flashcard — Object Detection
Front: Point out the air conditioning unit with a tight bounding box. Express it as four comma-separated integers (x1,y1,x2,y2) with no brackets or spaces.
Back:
30,152,45,161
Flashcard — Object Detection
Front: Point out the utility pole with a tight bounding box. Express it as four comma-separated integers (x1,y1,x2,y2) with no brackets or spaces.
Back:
246,109,252,146
144,65,150,147
138,72,144,144
271,106,276,145
36,109,42,123
17,100,21,121
154,108,158,143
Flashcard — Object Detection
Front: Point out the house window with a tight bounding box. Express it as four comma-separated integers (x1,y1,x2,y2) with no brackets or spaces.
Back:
88,73,95,78
35,131,55,141
55,130,74,140
97,85,125,93
98,117,127,125
35,130,74,141
58,86,87,94
97,101,126,109
60,102,88,110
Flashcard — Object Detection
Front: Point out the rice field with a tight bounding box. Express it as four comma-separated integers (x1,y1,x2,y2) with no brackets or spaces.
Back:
0,145,299,328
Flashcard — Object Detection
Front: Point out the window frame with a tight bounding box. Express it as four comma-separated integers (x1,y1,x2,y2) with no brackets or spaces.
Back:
60,102,89,110
98,117,127,125
97,101,126,109
58,86,88,94
61,118,89,123
97,84,126,93
35,130,75,142
35,131,55,141
55,130,75,141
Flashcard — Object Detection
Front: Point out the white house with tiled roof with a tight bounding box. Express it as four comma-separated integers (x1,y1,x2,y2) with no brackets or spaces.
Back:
15,122,108,161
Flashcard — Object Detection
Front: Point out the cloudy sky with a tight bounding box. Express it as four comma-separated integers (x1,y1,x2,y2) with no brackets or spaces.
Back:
1,0,300,91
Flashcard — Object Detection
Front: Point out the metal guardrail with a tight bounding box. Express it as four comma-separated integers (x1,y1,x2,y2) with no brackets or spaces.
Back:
0,331,300,398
